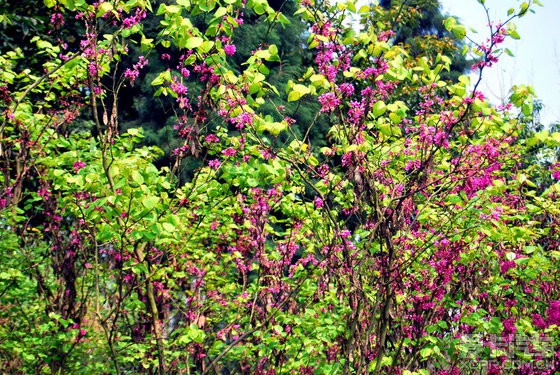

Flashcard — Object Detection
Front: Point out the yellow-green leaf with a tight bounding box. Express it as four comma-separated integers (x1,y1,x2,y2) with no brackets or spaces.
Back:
96,2,113,17
185,37,203,49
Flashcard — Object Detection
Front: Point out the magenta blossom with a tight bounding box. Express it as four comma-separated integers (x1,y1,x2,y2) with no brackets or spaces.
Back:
208,159,221,170
73,161,87,173
124,56,149,85
224,44,236,56
318,92,341,112
551,163,560,180
532,313,547,329
222,148,237,157
546,300,560,326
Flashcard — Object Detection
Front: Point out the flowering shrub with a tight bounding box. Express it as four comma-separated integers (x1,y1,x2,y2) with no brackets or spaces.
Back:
0,0,558,374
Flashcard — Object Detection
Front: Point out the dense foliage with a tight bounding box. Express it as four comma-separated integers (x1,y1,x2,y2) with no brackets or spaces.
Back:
1,0,559,374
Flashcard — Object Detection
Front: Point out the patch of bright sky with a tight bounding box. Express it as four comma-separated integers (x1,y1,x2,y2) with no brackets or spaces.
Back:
440,0,560,125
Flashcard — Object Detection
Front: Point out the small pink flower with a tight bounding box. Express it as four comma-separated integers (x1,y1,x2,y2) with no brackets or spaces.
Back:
547,300,560,326
339,230,351,239
205,134,220,143
75,329,87,343
532,313,547,329
208,159,221,170
222,148,237,157
313,197,324,209
551,163,560,180
50,13,65,28
73,161,86,172
405,159,421,172
224,44,236,56
499,259,516,274
122,8,146,29
37,187,51,200
88,62,99,77
170,77,187,96
318,92,341,113
338,83,354,97
378,30,395,42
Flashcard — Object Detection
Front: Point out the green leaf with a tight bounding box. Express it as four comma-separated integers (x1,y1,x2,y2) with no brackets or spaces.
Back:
505,252,516,261
254,49,271,60
151,70,171,86
200,40,214,53
372,100,386,117
157,4,168,15
264,122,288,136
519,2,529,15
535,130,549,142
185,37,203,49
214,6,227,18
141,35,154,52
60,0,76,10
507,24,521,40
162,222,175,232
36,40,53,50
96,2,113,17
287,91,301,102
443,17,457,32
287,84,310,102
164,4,181,13
388,112,401,124
308,155,319,167
452,24,467,39
549,132,560,142
254,3,265,15
188,323,206,343
379,123,392,135
142,196,159,210
131,171,144,185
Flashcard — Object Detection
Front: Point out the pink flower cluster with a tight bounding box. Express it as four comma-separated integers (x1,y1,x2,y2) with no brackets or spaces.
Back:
73,161,87,173
50,12,65,28
547,300,560,326
472,25,506,71
551,163,560,180
224,44,236,56
124,56,148,85
122,8,147,29
230,112,253,130
318,92,340,113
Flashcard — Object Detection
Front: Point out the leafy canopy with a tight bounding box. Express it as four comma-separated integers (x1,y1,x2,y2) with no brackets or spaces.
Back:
0,0,558,374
